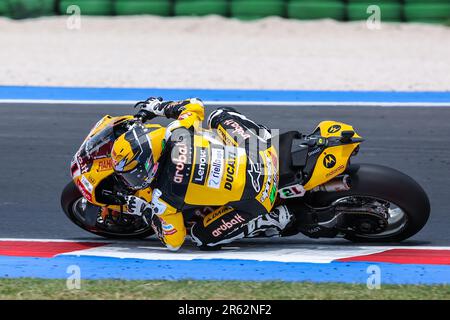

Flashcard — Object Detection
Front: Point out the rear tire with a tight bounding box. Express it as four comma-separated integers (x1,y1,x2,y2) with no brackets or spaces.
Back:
61,181,155,239
311,164,431,242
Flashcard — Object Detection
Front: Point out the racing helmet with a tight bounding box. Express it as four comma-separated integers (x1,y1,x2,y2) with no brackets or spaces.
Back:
111,125,162,190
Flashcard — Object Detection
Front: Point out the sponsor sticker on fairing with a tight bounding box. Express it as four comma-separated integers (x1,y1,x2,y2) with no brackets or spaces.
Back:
328,124,342,134
325,164,345,178
323,154,337,169
97,158,113,172
207,148,224,189
81,175,93,193
308,147,322,157
279,184,306,199
76,179,92,202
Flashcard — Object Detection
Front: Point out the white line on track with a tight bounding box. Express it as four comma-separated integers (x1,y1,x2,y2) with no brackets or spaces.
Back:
1,100,450,108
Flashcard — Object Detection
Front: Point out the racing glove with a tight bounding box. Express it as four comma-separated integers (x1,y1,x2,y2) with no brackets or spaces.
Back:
125,189,167,217
134,97,203,121
125,195,151,216
125,194,165,239
134,97,163,122
126,190,177,249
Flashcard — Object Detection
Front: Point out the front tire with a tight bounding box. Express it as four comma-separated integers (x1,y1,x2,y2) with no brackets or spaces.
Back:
61,181,155,239
311,164,431,242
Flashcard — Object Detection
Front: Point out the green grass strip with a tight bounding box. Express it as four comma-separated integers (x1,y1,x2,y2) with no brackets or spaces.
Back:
0,278,448,300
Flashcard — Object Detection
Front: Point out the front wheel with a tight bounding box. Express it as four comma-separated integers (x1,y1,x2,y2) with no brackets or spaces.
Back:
61,181,155,239
310,164,431,242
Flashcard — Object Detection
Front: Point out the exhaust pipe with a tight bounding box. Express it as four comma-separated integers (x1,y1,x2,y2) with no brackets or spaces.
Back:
312,175,351,192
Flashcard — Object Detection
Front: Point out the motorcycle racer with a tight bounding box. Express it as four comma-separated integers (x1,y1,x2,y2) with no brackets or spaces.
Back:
111,97,295,251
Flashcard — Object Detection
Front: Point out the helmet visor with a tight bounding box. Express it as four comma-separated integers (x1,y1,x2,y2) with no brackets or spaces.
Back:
117,159,158,190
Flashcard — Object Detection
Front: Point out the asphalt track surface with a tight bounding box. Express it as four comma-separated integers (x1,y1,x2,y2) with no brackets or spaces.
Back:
0,103,449,246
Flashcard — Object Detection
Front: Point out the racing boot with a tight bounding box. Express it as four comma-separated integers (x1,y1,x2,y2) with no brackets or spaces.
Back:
190,206,295,250
245,205,296,238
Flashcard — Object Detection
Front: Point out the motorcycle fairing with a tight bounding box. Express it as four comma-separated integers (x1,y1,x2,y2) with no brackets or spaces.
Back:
71,115,162,208
302,121,362,191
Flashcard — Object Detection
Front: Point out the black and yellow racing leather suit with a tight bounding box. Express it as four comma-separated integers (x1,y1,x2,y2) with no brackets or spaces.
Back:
136,98,280,250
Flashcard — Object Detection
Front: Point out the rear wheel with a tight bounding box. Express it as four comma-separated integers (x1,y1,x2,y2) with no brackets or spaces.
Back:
61,181,155,239
310,164,430,242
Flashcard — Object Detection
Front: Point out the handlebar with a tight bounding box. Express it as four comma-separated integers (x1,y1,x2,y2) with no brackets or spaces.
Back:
101,189,127,205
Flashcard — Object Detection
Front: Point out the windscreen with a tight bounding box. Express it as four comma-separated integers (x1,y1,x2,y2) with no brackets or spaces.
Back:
77,124,115,174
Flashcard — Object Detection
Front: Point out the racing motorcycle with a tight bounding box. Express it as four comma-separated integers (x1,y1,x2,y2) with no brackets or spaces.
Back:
61,114,430,243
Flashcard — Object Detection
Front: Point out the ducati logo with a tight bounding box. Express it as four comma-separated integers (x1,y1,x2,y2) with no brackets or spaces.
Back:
323,154,337,169
328,125,341,133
